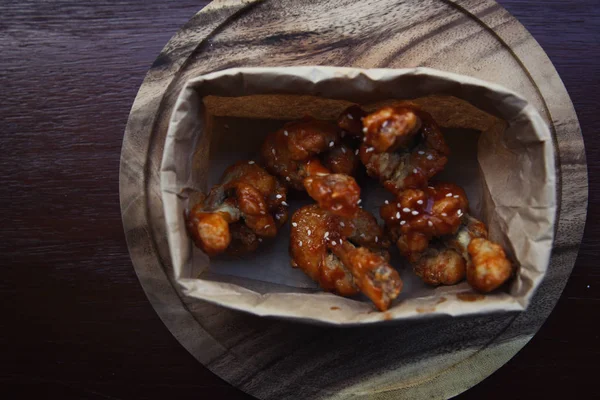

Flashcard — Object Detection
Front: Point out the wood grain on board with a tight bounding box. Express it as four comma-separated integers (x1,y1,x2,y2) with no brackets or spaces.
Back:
1,0,598,399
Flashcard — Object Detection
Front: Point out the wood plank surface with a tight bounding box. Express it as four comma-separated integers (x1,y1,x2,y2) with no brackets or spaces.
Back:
1,0,598,398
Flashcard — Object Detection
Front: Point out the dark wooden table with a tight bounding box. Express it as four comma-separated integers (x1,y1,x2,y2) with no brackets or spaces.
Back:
2,1,598,398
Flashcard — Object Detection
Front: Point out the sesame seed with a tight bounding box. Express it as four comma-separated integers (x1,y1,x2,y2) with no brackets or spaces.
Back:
357,199,362,205
292,222,298,227
441,213,447,217
307,229,311,236
360,233,366,238
341,147,347,154
284,130,289,136
397,203,401,208
366,147,374,153
286,176,291,182
275,215,280,219
276,194,282,199
400,220,406,225
428,186,434,189
355,149,359,155
329,141,335,148
298,241,303,247
340,222,345,227
396,211,401,219
258,238,263,242
248,161,255,164
446,193,452,197
363,136,367,142
402,207,411,212
331,241,336,246
418,151,425,155
413,169,418,174
272,148,276,155
384,200,389,204
457,209,463,215
427,221,433,227
264,224,270,229
324,232,329,238
260,211,266,215
281,201,289,206
348,114,354,119
375,236,378,243
417,200,423,205
427,155,433,160
362,127,367,133
411,210,419,215
453,195,459,199
339,239,342,245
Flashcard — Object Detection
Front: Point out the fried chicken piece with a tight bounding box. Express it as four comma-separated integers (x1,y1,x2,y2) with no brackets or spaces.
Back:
303,158,361,218
227,222,260,255
261,117,340,189
413,245,466,286
467,238,513,292
186,161,288,256
346,208,391,252
337,105,367,137
187,200,237,256
331,241,402,311
290,205,358,296
362,105,421,152
446,215,513,292
322,143,359,176
358,104,450,195
381,182,468,262
413,214,512,291
290,204,401,311
261,117,361,217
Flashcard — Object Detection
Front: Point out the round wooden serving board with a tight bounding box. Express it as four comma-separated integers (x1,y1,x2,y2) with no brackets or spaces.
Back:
119,0,587,398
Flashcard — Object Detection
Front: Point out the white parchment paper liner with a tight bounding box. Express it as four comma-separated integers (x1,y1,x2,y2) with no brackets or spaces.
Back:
161,67,556,325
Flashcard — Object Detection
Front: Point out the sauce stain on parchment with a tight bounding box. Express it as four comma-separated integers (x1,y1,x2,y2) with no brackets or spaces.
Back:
416,297,447,313
457,292,485,302
330,306,340,310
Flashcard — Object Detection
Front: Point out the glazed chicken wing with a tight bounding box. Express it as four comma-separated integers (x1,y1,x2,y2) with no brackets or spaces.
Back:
344,104,449,195
446,215,513,292
411,210,512,292
322,143,359,176
336,104,512,293
467,238,513,292
362,105,421,153
186,161,288,256
413,245,466,286
290,204,402,311
380,182,468,262
261,117,361,217
290,205,358,296
337,105,367,137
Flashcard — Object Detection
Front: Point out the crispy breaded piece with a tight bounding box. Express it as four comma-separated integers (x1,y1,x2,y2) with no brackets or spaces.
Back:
290,204,401,311
187,161,287,256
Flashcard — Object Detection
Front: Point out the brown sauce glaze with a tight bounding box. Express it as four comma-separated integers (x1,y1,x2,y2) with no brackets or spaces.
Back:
457,292,485,302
